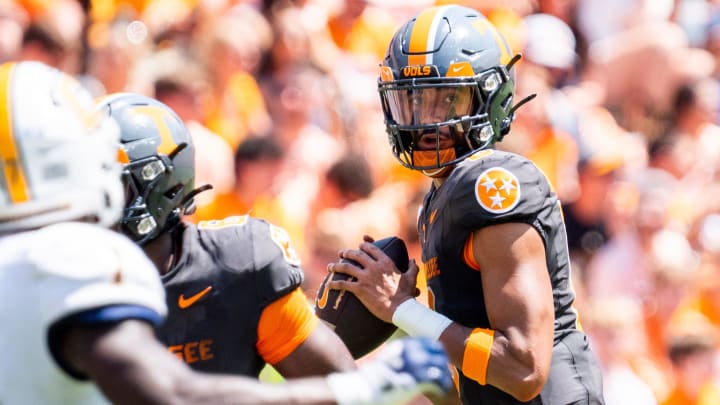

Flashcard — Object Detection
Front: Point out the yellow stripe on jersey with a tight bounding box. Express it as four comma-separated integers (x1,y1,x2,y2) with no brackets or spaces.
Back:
408,6,447,66
0,63,30,203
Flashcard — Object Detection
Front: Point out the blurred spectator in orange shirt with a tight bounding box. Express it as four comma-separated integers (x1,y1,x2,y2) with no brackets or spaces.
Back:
195,134,286,223
149,47,235,207
17,0,85,73
584,297,659,405
585,169,679,300
85,15,152,95
301,152,374,288
498,63,579,200
197,4,273,149
561,151,622,284
326,0,396,63
660,324,720,405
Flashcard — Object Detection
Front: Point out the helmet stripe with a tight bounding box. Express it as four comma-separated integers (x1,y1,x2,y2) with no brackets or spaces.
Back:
0,63,30,203
133,105,178,155
59,75,94,127
408,6,450,66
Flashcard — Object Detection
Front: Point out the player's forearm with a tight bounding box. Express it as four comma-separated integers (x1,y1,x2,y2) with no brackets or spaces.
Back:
393,301,549,402
273,320,357,378
174,374,338,405
96,351,340,405
439,323,548,401
484,327,549,401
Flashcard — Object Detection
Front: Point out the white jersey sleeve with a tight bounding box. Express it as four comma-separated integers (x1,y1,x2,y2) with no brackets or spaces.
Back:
0,222,166,405
30,222,167,326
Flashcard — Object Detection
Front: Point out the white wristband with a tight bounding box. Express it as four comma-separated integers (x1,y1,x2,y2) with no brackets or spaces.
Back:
391,299,452,341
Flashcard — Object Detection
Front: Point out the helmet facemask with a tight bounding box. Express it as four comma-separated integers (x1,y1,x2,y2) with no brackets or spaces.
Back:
379,65,515,172
121,156,166,243
120,145,210,245
120,142,195,244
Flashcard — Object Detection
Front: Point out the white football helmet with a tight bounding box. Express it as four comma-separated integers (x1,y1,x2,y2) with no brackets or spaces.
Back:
0,61,122,233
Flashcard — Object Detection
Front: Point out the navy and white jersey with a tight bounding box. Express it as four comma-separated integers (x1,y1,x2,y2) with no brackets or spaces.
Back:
0,222,166,405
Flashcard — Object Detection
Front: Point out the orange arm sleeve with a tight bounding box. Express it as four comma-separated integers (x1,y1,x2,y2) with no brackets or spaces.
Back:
256,288,318,364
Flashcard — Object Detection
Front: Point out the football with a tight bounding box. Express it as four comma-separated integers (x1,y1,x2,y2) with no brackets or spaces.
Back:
315,236,409,359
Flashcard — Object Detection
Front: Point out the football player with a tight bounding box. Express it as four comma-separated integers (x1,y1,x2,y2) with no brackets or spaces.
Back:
0,60,453,405
327,5,606,404
96,92,357,378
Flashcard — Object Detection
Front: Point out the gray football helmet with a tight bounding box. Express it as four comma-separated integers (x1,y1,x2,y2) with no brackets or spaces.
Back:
378,5,531,174
96,93,209,244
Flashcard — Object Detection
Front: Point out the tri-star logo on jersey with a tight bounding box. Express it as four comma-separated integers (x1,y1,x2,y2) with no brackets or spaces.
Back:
474,167,521,214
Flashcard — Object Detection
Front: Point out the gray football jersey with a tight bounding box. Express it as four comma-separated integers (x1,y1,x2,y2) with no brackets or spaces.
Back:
418,149,603,404
158,216,304,376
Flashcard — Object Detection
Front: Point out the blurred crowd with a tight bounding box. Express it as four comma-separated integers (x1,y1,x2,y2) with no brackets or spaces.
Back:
4,0,720,403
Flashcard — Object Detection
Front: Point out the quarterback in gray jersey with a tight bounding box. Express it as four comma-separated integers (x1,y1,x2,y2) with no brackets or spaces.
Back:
328,5,605,405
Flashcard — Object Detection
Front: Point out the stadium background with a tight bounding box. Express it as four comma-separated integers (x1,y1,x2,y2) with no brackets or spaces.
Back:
5,0,720,403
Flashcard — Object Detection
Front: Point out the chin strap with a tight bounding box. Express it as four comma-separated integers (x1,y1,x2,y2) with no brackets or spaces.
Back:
509,93,537,116
421,166,454,178
180,183,213,216
506,53,522,71
496,53,536,138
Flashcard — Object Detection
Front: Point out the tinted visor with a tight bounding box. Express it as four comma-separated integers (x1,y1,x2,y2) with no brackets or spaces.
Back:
384,86,475,126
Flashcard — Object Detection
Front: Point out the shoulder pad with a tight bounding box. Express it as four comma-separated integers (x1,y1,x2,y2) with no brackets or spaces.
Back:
31,222,167,325
194,216,304,305
450,150,555,225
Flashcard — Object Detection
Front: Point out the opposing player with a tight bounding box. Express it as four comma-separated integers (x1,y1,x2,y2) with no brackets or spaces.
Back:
0,60,453,405
96,92,357,378
327,5,605,404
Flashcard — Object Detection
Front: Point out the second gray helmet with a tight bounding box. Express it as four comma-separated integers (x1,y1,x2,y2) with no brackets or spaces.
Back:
96,93,205,244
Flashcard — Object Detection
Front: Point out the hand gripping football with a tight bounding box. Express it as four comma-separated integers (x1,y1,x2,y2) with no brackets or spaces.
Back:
315,236,409,359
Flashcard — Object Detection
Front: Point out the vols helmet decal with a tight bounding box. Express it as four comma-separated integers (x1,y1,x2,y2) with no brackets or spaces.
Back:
474,167,521,214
